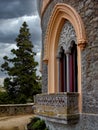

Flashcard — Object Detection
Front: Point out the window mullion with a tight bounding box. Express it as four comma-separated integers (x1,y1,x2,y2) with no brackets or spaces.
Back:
66,53,70,92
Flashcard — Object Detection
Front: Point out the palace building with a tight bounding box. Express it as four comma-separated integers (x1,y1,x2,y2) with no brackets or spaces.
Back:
35,0,98,130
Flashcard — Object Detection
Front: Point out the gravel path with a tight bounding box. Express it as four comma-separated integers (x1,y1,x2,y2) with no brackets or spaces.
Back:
0,114,34,130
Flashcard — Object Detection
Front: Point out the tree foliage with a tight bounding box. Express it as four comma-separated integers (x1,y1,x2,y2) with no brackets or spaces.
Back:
1,22,41,104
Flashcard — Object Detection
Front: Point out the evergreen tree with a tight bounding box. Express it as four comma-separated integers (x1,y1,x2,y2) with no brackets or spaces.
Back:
1,22,41,103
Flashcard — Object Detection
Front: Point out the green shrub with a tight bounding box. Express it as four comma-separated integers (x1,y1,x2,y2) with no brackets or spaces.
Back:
0,91,9,104
27,117,40,130
15,94,27,104
32,120,46,130
27,117,49,130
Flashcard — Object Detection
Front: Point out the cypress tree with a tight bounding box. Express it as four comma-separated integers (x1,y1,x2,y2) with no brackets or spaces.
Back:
1,22,41,103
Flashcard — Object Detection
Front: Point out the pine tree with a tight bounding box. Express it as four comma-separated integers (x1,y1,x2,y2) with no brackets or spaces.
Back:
1,22,41,103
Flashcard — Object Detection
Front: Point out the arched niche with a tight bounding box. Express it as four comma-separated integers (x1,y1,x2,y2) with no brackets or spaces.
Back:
43,3,87,97
43,3,87,62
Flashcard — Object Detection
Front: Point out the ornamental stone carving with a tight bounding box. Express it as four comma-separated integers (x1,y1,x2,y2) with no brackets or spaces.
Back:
43,3,87,62
57,20,77,55
34,93,79,124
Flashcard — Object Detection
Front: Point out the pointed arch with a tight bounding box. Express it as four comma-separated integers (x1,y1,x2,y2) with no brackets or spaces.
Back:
43,3,87,62
43,3,87,95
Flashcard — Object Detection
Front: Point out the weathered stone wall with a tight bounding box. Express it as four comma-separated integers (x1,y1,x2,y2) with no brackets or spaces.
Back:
0,103,34,117
41,20,48,93
42,63,48,93
45,114,98,130
40,0,98,129
80,0,98,114
41,0,98,114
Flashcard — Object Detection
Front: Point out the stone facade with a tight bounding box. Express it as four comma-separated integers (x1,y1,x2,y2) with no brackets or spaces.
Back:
36,0,98,130
44,114,98,130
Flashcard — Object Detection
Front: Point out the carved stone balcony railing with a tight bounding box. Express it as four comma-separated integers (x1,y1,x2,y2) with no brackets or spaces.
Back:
34,93,79,124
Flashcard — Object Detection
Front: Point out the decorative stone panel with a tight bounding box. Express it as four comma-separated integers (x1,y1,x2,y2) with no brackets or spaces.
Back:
34,93,79,124
57,20,76,54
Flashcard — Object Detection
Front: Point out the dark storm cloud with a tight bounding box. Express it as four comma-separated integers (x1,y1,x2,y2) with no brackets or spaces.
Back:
0,16,42,47
0,32,16,43
0,0,41,48
0,0,42,82
0,0,37,19
29,17,42,46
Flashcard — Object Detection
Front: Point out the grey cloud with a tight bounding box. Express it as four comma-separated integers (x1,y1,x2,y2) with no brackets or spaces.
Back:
0,32,16,43
30,27,42,47
0,16,42,47
0,72,7,78
0,0,37,19
0,0,42,79
28,17,42,46
0,43,17,78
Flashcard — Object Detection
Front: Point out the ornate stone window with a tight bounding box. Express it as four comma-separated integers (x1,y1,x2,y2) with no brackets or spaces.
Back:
34,3,87,123
42,3,87,94
57,21,78,92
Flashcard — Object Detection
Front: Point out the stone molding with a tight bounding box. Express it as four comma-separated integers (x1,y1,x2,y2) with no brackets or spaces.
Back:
41,0,51,16
43,3,87,62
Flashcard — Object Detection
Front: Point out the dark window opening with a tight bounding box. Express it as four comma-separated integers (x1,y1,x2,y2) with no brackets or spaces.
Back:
59,41,78,92
69,41,78,92
60,48,67,92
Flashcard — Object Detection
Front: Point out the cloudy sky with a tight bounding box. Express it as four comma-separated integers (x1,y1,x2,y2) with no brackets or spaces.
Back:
0,0,42,85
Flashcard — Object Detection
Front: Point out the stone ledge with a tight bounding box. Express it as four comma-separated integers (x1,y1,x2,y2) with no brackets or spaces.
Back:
37,114,80,124
34,92,79,124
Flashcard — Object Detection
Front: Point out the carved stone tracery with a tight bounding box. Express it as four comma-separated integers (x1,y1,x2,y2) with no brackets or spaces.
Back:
57,20,77,55
43,3,87,62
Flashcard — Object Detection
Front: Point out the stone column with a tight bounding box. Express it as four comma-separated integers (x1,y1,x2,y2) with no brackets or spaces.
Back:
56,54,61,93
58,58,61,92
63,54,66,92
66,52,70,92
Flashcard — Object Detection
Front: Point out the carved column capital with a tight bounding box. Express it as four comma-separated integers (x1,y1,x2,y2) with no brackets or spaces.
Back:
78,39,87,50
43,57,48,64
64,49,71,54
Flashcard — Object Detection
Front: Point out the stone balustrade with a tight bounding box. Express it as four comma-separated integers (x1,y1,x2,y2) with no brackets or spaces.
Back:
0,103,34,117
34,93,79,124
